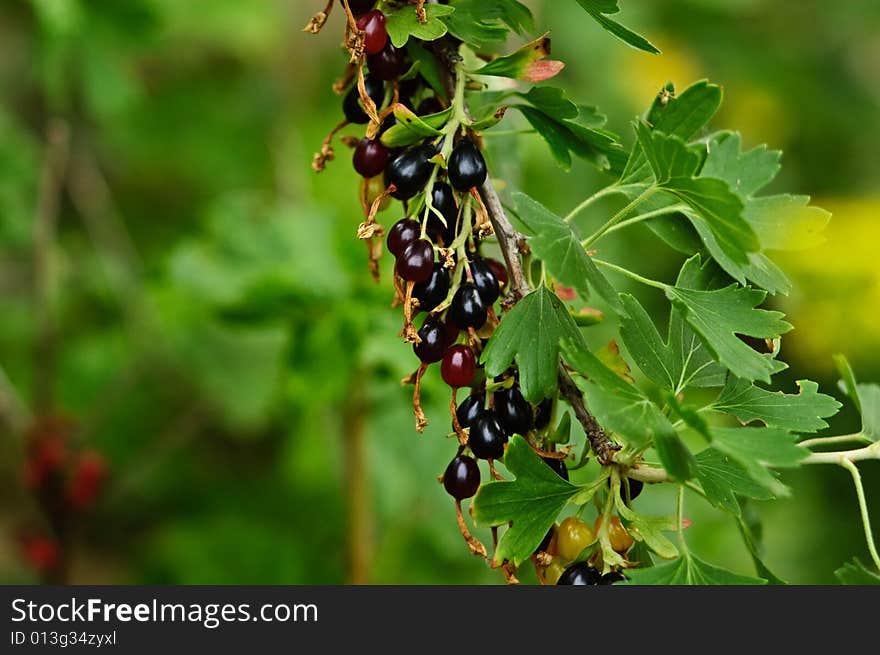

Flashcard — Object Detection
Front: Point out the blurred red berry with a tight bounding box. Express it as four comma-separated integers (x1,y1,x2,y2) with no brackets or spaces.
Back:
66,451,108,510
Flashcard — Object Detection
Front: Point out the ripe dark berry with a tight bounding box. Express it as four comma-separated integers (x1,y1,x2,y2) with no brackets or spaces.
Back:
534,396,554,430
385,144,435,200
367,41,407,81
542,456,569,481
413,263,450,313
443,318,460,347
455,392,485,431
600,571,627,585
449,282,487,330
356,10,388,55
468,410,508,460
469,256,500,305
397,239,435,283
353,138,389,178
485,258,508,292
441,344,476,388
443,454,481,500
417,96,444,116
625,478,644,502
386,218,421,257
414,316,448,364
494,385,532,436
379,113,398,135
339,0,375,17
342,75,384,124
448,138,488,191
557,562,602,585
426,182,458,246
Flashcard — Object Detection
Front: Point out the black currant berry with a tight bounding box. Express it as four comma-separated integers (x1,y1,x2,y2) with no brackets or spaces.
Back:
625,478,644,502
426,182,458,246
352,138,388,178
454,392,485,431
599,571,627,585
542,456,569,481
385,144,435,200
386,218,421,257
448,138,487,192
441,344,476,388
443,454,481,500
397,239,435,283
342,75,384,125
417,96,444,116
449,282,487,330
557,562,602,586
485,258,508,292
469,256,500,305
534,396,554,430
494,385,532,436
367,41,407,81
414,317,448,364
413,263,450,313
468,410,508,460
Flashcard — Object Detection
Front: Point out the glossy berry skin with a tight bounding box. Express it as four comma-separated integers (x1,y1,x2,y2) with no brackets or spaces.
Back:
600,571,626,585
386,219,421,257
485,258,508,292
494,385,532,436
385,144,435,200
441,344,476,388
557,562,602,586
339,0,375,17
413,263,450,312
468,410,508,460
367,41,407,81
448,139,488,191
534,396,554,430
455,392,485,431
449,282,487,330
342,75,384,124
426,182,458,246
414,317,448,364
469,256,500,305
356,10,388,55
353,138,389,178
542,456,569,481
397,239,435,283
556,517,595,563
443,454,481,500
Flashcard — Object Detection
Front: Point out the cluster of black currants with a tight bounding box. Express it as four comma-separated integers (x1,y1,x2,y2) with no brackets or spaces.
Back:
557,562,626,586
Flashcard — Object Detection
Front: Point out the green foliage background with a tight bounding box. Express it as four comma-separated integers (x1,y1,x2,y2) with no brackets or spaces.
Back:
1,0,878,584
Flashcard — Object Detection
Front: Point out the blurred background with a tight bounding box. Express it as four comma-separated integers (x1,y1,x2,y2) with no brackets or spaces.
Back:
1,0,878,585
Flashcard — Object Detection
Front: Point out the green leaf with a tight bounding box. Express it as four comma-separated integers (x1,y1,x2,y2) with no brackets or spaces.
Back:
516,106,623,172
626,552,766,585
467,106,508,131
472,435,579,566
636,124,758,264
575,1,660,54
615,497,679,559
666,257,792,383
561,338,696,480
509,191,620,309
835,558,880,585
379,103,445,148
709,427,809,497
835,355,880,442
695,449,774,515
549,412,572,445
473,34,564,82
406,41,446,99
384,4,454,48
712,377,841,433
701,131,781,197
744,195,831,252
441,0,533,50
481,286,581,403
618,292,725,392
518,86,579,120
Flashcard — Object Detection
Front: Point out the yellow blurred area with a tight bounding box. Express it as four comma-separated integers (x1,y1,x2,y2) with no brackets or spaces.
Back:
777,198,880,373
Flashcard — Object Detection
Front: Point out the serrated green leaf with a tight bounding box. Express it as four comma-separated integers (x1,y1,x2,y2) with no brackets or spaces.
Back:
472,435,579,566
561,338,696,480
575,1,659,54
835,355,880,442
379,103,445,148
666,257,792,383
712,377,841,433
509,191,620,309
709,427,809,497
516,106,622,172
835,558,880,585
701,131,781,197
695,449,774,515
481,286,581,403
406,41,446,99
517,86,579,120
626,553,766,585
744,195,831,251
384,4,453,48
618,292,724,393
616,497,679,559
441,0,533,50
